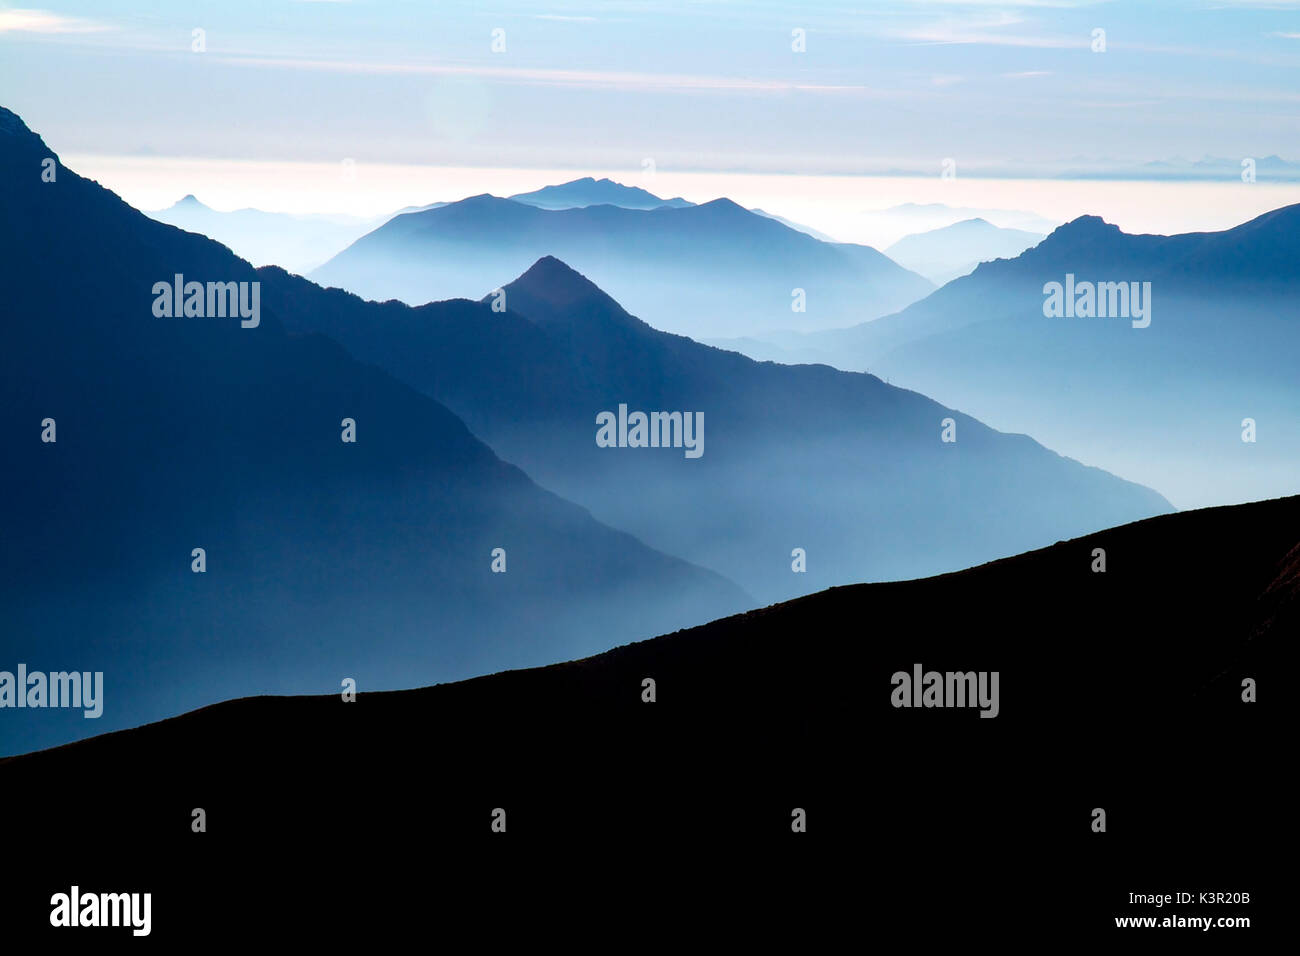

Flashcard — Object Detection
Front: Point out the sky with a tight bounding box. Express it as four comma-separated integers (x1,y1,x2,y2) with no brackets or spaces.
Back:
3,1,1299,235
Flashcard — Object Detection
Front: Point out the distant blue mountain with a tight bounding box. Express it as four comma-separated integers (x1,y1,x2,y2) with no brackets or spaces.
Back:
0,106,747,755
147,194,383,274
508,176,692,210
885,218,1045,284
509,178,836,242
311,194,935,337
729,209,1300,509
273,252,1172,606
1065,154,1300,182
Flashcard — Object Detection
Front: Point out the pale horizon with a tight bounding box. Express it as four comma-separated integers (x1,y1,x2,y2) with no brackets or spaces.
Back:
65,150,1300,249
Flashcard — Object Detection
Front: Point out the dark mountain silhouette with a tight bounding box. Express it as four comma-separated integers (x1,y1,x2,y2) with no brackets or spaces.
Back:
4,494,1288,941
0,106,747,756
884,217,1045,284
744,209,1300,509
264,254,1172,605
508,176,692,210
310,194,935,337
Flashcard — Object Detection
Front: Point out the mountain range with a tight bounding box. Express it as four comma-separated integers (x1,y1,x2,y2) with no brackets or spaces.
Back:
0,106,746,755
149,179,840,286
7,99,1283,760
508,176,692,210
721,209,1300,509
2,100,1289,941
1066,154,1300,181
146,194,385,275
310,191,937,338
884,217,1045,285
857,202,1060,248
269,252,1171,604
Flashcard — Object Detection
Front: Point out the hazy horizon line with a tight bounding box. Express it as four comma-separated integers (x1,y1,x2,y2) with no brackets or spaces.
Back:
67,151,1300,249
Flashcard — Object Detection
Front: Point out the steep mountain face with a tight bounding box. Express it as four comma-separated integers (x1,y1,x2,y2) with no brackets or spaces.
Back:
0,107,748,756
309,194,935,338
760,209,1300,508
884,217,1045,284
508,176,692,210
265,254,1172,606
4,494,1288,941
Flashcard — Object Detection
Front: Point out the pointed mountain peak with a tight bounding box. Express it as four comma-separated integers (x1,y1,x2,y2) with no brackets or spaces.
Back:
504,255,606,306
491,256,643,332
519,253,587,280
172,194,207,209
697,197,746,212
1056,214,1121,236
1033,215,1124,251
687,197,759,224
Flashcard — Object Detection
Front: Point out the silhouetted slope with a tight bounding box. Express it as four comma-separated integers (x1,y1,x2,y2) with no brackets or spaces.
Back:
310,194,934,336
265,255,1171,604
761,209,1300,508
3,495,1289,941
0,106,747,755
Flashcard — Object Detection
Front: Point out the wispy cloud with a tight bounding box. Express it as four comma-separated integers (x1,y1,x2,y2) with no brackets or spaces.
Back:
897,0,1099,5
1210,1,1300,8
211,53,899,96
886,11,1082,47
1072,99,1167,109
0,8,110,34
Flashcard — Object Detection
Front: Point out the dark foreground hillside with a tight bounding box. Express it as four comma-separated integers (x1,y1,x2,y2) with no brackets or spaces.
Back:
3,496,1291,943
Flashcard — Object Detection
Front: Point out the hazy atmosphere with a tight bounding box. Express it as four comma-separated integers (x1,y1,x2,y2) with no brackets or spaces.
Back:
1,0,1291,944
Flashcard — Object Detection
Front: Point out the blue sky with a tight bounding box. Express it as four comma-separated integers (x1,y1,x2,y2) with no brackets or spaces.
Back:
3,0,1299,174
